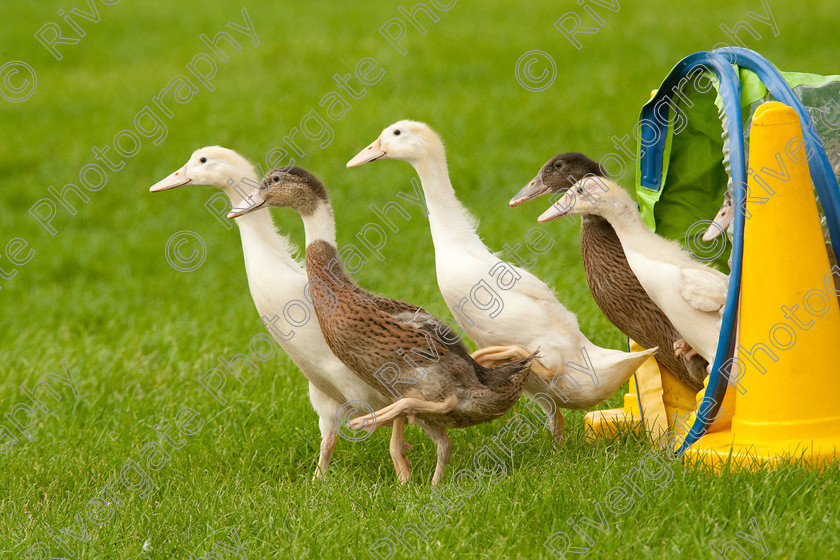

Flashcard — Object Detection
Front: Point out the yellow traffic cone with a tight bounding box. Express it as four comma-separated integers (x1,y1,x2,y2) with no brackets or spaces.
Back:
686,101,840,468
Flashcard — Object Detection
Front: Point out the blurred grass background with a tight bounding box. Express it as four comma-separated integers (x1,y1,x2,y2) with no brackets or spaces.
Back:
1,0,839,558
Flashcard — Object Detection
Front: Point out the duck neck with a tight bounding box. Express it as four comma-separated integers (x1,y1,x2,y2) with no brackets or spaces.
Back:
411,153,487,251
598,202,652,251
221,179,299,272
581,214,612,231
302,205,354,308
301,202,337,247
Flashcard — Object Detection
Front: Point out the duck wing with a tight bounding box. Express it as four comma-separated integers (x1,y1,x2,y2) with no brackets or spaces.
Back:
509,266,562,304
578,218,707,391
350,283,446,334
375,295,475,358
349,281,428,317
344,275,473,360
340,295,461,393
680,268,728,312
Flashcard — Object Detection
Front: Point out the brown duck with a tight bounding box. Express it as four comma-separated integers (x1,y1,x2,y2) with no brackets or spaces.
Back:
510,152,707,392
229,167,534,484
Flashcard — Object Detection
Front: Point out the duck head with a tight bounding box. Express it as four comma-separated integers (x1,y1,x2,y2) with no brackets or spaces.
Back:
510,152,602,207
227,167,329,219
346,120,443,168
702,191,733,242
149,146,255,193
538,173,627,223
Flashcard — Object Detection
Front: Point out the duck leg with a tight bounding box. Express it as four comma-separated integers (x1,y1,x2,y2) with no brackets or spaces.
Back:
673,338,698,359
348,394,459,433
313,416,338,480
552,408,566,446
422,424,452,485
471,345,554,378
389,417,411,483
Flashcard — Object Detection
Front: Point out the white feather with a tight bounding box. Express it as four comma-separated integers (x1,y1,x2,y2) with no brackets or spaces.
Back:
157,148,390,474
566,177,729,364
378,123,655,411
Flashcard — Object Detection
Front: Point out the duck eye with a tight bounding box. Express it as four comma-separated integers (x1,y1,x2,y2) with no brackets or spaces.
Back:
554,160,563,169
199,157,207,164
273,176,280,183
393,129,401,136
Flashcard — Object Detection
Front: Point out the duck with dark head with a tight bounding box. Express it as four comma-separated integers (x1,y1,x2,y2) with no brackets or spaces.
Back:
511,152,708,392
533,162,728,368
229,166,536,485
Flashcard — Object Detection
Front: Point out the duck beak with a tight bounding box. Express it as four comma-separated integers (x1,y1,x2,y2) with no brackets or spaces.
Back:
509,174,549,207
347,138,387,167
702,202,734,242
227,189,266,219
537,193,574,223
150,165,191,192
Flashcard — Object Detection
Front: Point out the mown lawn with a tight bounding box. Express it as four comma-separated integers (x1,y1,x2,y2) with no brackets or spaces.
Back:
1,0,839,558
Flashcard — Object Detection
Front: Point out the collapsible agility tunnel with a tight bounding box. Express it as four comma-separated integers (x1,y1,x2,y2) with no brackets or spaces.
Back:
585,49,840,466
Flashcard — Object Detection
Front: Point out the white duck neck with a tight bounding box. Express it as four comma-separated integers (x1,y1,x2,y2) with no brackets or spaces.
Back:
302,202,337,247
221,175,300,272
412,151,487,252
599,200,655,253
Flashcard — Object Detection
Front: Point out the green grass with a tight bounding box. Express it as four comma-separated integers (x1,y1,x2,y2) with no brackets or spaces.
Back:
2,0,840,558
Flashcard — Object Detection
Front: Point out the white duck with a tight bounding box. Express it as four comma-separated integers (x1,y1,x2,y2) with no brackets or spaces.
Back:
226,166,535,485
347,122,656,443
702,190,735,244
539,175,729,365
150,147,411,481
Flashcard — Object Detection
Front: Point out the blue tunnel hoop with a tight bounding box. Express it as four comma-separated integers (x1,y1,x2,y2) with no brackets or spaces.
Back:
635,48,840,455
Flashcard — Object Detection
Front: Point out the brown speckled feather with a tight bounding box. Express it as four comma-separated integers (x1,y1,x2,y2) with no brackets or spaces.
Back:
580,215,707,391
306,240,532,428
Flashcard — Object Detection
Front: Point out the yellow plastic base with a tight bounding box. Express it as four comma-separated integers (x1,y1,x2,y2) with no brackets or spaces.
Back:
679,372,737,437
584,374,640,440
584,405,640,439
662,364,698,433
584,340,698,441
684,432,840,470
